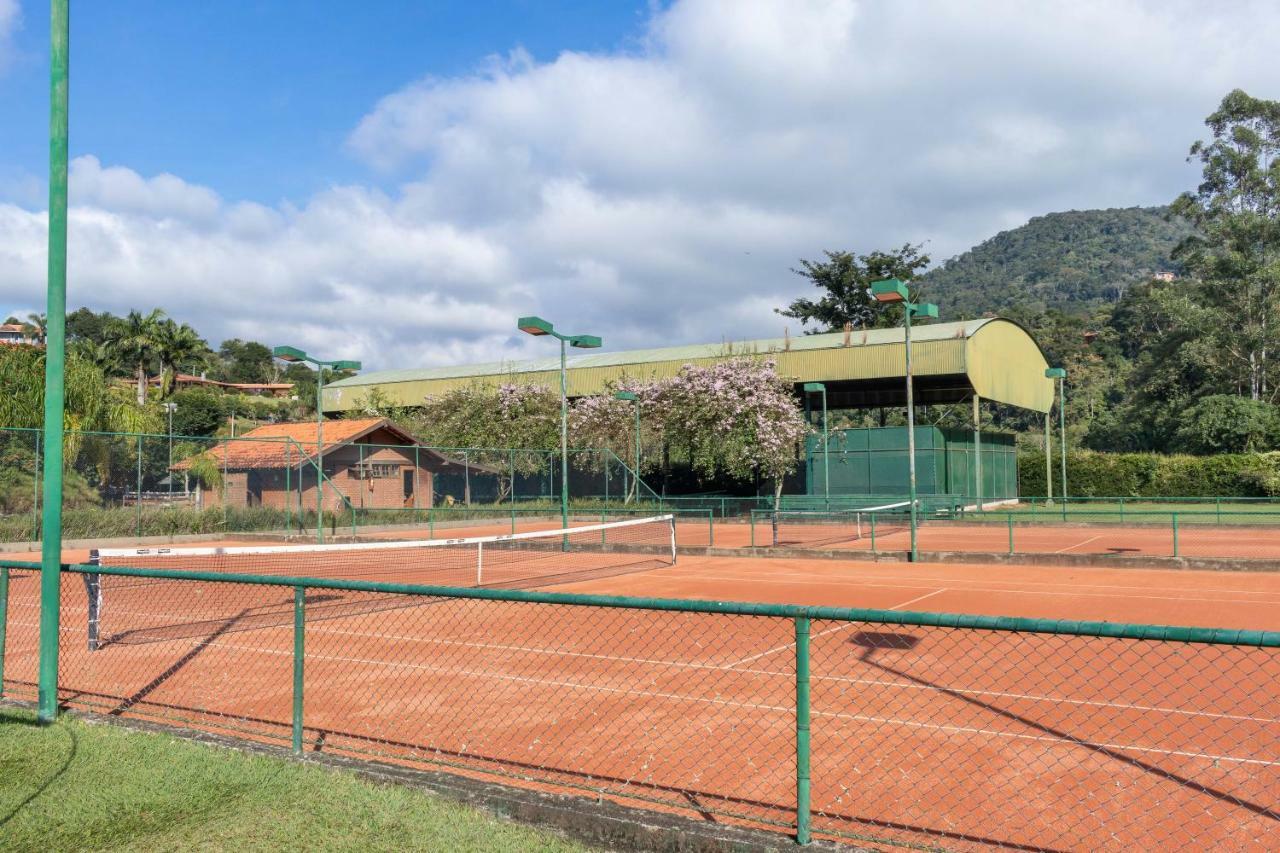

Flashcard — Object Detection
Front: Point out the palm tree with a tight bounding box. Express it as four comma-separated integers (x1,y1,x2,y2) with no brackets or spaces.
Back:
22,313,47,343
153,319,212,396
107,308,166,405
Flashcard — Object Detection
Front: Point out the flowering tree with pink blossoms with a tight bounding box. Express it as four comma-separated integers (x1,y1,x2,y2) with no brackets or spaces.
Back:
646,358,810,504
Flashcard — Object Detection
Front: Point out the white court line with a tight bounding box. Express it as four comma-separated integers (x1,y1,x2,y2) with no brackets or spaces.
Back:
164,634,1279,769
1055,534,1105,554
660,573,1280,608
723,587,949,669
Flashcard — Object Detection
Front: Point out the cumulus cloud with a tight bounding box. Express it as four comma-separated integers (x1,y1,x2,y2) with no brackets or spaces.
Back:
0,0,19,72
4,0,1280,370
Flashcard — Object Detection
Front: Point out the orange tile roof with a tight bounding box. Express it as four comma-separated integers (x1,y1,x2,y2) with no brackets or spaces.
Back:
172,418,414,470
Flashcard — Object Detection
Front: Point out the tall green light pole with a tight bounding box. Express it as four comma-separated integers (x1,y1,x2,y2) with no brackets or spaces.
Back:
870,279,938,563
614,391,640,504
37,0,70,724
273,346,361,543
518,317,602,534
1046,367,1067,505
803,383,828,506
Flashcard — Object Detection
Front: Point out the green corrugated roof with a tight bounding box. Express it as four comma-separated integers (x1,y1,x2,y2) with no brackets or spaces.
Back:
329,319,993,388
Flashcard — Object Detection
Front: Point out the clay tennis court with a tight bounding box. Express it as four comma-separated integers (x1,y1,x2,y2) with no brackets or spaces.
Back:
348,513,1280,560
4,544,1279,850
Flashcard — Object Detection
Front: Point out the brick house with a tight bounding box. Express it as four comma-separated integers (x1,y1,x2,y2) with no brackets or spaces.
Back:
174,418,471,511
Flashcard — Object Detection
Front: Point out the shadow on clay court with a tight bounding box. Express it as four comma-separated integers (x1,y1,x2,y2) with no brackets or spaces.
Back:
846,632,1279,831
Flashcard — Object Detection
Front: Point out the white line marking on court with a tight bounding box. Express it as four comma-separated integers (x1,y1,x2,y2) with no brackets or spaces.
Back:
1054,534,1104,554
214,637,1280,769
722,587,949,669
664,573,1280,608
888,588,948,610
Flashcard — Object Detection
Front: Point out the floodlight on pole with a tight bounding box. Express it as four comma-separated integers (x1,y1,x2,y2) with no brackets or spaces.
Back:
1046,367,1067,508
614,391,641,503
518,316,603,538
272,345,362,543
868,278,938,562
803,383,829,506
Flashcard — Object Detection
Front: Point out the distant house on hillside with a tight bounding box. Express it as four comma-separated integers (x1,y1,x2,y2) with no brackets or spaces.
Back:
1153,271,1176,282
173,417,474,511
0,323,37,345
148,372,294,397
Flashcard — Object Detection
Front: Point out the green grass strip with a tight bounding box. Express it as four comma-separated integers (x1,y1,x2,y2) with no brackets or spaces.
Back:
0,707,587,852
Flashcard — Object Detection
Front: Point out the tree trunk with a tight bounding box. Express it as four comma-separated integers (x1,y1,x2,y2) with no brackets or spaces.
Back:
136,362,147,405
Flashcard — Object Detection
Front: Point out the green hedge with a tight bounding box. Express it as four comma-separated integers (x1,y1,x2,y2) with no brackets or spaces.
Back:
1019,449,1280,498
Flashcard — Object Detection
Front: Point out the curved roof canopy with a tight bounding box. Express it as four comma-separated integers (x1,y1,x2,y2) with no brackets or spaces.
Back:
323,318,1054,415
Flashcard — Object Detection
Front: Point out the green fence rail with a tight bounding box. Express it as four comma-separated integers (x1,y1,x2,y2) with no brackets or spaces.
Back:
3,557,1278,848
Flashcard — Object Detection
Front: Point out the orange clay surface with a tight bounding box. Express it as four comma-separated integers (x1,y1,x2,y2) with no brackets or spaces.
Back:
4,541,1280,849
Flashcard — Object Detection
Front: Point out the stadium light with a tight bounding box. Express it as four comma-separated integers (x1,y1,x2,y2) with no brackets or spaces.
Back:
868,278,938,562
518,316,603,537
1046,367,1068,509
272,345,362,543
803,383,829,505
614,391,641,502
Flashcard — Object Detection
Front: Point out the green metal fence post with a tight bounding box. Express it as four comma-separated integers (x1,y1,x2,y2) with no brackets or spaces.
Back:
37,0,70,724
32,433,40,543
292,586,305,754
1172,513,1179,558
707,509,714,547
0,564,8,698
870,513,877,553
1008,513,1014,555
285,443,292,534
136,434,143,537
750,512,756,547
794,616,812,845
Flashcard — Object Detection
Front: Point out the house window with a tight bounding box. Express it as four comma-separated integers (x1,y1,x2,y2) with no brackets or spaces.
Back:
353,462,401,479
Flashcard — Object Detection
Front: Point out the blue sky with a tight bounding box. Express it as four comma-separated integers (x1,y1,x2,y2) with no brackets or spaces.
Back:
0,1,653,203
1,1,1278,371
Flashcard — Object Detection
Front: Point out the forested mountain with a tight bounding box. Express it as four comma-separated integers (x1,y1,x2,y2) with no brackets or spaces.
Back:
920,207,1195,317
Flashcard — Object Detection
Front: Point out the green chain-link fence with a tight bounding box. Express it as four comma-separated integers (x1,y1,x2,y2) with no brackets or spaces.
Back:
1,558,1277,849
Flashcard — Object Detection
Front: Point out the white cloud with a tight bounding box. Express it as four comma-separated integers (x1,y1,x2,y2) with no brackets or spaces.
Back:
0,0,19,72
4,0,1280,370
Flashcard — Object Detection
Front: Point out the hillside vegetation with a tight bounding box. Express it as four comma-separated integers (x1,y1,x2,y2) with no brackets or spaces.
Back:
920,206,1194,317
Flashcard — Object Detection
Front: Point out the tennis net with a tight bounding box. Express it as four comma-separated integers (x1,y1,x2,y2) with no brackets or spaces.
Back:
753,501,915,547
84,514,676,649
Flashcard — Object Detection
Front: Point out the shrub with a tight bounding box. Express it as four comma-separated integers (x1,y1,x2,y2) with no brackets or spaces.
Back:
1019,448,1280,497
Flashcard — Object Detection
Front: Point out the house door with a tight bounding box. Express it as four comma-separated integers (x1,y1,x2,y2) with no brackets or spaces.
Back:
247,470,264,507
403,469,415,507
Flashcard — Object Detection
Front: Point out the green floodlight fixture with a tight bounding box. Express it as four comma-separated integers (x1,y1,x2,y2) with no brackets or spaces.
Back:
517,315,604,536
1045,367,1068,507
870,278,909,303
614,391,642,500
517,315,554,336
272,344,362,544
910,302,939,320
803,383,829,504
272,345,307,363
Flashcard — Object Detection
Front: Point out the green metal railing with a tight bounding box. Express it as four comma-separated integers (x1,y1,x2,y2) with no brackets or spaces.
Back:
3,557,1279,848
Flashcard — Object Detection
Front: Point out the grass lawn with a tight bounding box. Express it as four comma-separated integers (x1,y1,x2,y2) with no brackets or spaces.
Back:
0,707,588,852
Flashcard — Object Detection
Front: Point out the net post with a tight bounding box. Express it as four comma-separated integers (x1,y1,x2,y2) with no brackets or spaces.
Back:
0,564,7,698
794,615,812,845
670,515,678,564
870,512,877,553
1007,513,1014,555
477,541,484,586
1172,513,1179,558
292,585,305,755
85,550,102,651
750,512,756,547
706,508,713,547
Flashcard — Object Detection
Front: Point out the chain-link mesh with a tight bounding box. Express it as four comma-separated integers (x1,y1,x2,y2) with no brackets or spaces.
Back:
3,560,1277,849
810,622,1280,850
